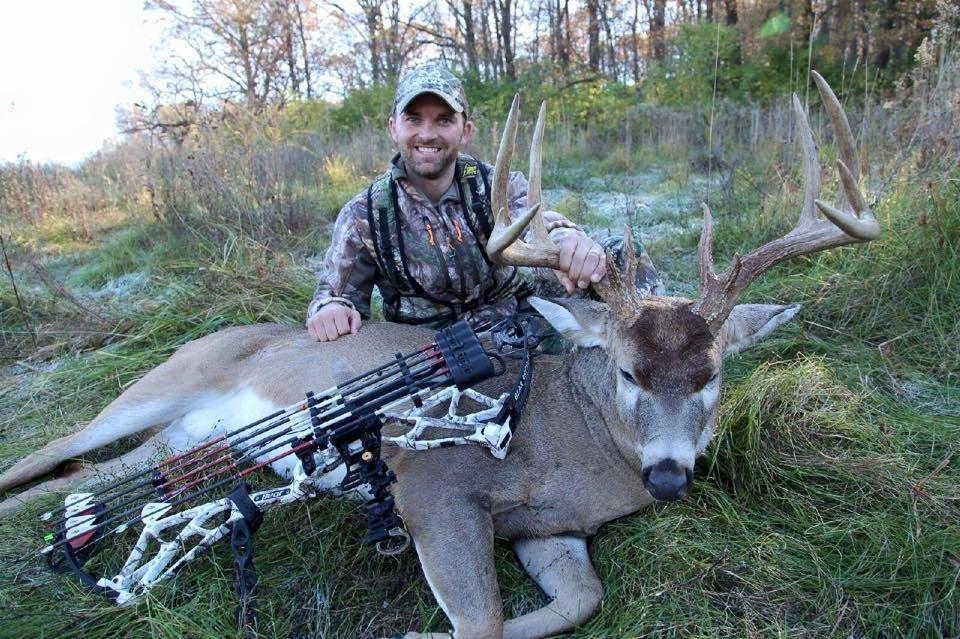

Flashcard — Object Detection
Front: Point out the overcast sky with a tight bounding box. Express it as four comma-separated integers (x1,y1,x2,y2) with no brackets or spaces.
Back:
0,1,164,165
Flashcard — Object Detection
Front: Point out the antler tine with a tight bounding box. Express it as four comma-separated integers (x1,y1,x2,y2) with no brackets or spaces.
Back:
527,101,553,246
690,202,744,327
794,93,822,230
590,224,645,321
622,224,638,290
487,94,522,258
812,70,859,202
697,203,716,292
691,71,881,332
486,95,561,269
814,160,878,239
810,70,878,240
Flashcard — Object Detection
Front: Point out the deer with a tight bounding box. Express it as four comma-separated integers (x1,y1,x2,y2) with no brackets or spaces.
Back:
0,72,877,639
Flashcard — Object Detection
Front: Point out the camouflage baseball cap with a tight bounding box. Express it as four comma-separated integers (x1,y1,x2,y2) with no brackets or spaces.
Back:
393,62,468,117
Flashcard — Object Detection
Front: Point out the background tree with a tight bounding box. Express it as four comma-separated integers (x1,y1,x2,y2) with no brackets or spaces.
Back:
140,0,945,114
148,0,294,108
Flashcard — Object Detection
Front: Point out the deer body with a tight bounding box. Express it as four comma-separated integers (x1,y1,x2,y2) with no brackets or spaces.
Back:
0,299,797,639
0,73,879,639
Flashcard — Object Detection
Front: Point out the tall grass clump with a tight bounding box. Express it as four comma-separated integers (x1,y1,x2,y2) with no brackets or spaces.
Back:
316,155,366,218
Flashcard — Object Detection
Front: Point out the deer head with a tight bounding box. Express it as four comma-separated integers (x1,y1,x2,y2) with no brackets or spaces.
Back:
488,72,879,502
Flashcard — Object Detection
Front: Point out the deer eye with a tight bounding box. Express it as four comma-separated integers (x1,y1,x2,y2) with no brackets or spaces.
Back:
620,369,636,384
707,371,719,385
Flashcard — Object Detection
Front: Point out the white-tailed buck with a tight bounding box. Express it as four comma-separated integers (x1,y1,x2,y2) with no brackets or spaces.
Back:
0,72,878,639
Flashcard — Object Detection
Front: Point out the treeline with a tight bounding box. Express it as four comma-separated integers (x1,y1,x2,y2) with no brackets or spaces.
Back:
1,1,956,245
144,0,941,113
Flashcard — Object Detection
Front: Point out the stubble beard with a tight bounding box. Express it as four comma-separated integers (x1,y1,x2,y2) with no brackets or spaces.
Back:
401,144,459,181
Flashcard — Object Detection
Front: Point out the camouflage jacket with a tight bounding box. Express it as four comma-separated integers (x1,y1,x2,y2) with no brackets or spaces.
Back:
308,154,583,327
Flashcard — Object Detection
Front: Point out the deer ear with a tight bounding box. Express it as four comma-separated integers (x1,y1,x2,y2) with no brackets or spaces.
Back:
527,297,608,347
720,303,801,355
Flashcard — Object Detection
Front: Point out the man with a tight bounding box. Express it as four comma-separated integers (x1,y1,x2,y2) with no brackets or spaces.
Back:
306,62,647,342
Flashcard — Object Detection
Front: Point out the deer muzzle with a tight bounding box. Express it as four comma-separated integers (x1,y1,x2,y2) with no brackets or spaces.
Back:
641,459,693,502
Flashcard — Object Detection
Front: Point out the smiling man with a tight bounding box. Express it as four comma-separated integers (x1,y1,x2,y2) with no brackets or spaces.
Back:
306,62,645,341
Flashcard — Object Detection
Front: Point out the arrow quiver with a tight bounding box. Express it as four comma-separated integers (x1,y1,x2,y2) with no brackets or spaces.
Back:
38,319,525,611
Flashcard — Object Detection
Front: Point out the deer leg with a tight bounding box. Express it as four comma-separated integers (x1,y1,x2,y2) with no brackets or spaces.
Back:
0,396,182,493
502,536,602,639
0,433,166,518
397,502,502,639
0,355,216,494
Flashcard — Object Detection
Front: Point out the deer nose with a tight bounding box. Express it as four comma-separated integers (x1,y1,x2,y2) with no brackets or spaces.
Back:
641,459,693,502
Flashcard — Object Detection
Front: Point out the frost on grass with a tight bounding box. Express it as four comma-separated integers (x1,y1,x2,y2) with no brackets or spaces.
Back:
92,271,147,298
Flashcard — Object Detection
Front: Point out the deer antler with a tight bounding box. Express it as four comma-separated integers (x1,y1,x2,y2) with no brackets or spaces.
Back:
590,224,646,321
691,71,880,332
487,95,560,268
486,96,646,320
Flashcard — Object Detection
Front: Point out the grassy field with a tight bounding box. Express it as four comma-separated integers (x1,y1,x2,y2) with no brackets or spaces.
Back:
0,117,957,638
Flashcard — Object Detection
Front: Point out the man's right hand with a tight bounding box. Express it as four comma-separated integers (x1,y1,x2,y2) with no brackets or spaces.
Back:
306,304,362,342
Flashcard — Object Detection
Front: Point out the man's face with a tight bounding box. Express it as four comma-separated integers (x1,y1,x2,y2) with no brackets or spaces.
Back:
388,93,474,181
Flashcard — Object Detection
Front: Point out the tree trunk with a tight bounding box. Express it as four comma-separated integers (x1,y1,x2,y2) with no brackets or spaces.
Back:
531,0,542,64
723,0,737,26
491,0,504,79
498,0,516,81
360,0,383,84
549,0,566,69
651,0,666,61
384,0,402,82
238,23,258,106
561,0,571,70
293,0,312,99
871,0,898,71
463,0,479,74
479,0,496,79
600,0,616,78
282,17,300,99
631,0,641,83
587,0,601,72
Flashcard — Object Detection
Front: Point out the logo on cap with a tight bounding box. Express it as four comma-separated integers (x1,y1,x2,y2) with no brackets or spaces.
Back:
393,62,468,116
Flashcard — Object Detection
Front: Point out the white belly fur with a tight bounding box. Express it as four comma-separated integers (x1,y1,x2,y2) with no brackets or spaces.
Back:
157,386,346,492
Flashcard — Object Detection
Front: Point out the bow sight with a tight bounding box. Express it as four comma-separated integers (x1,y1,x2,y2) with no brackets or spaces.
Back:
39,320,529,608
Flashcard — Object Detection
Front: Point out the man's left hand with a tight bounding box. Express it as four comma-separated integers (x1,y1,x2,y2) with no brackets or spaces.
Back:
555,235,607,294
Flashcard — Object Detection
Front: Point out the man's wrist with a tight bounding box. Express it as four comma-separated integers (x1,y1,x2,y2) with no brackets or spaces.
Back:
307,297,356,319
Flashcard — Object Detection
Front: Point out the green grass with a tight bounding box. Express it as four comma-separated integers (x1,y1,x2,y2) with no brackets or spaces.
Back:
64,225,187,289
0,149,957,638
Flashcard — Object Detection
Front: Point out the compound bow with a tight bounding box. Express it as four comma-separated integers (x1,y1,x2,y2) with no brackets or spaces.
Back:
38,318,541,612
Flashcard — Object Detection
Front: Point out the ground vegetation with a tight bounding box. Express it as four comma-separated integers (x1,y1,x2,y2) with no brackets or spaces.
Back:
0,2,958,637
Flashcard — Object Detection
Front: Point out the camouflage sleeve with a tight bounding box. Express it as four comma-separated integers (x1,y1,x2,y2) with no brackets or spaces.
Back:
307,195,378,320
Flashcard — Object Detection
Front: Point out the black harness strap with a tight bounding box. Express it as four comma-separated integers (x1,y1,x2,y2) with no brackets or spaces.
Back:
455,159,524,305
365,182,391,280
457,158,494,260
